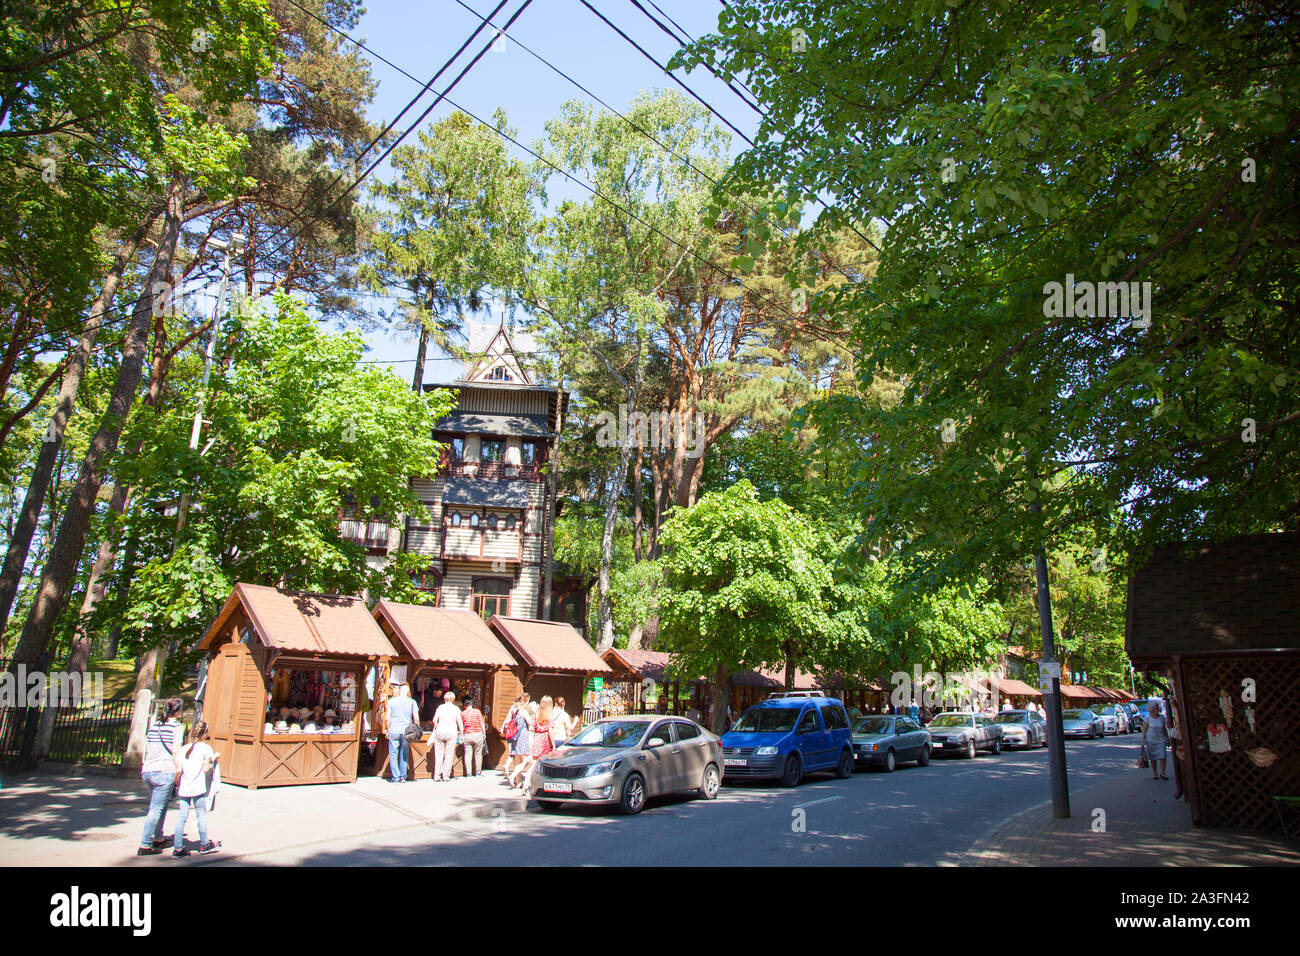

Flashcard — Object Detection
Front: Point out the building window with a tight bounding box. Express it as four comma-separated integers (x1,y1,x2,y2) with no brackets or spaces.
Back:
450,512,462,526
469,512,480,528
451,437,465,461
480,438,505,463
520,441,537,465
411,569,440,605
489,366,511,381
505,515,516,531
473,578,510,621
487,514,498,530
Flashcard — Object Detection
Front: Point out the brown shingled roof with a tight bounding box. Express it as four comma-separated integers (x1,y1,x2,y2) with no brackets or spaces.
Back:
199,583,393,658
488,616,612,674
374,600,515,667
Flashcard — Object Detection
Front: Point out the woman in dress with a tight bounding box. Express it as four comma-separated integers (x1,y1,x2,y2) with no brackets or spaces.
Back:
510,700,549,790
505,695,532,786
1142,701,1170,780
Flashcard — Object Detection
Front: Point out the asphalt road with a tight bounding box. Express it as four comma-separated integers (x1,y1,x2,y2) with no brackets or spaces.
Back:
234,733,1144,866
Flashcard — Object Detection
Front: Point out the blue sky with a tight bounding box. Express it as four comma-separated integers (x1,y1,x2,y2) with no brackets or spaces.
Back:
348,0,761,380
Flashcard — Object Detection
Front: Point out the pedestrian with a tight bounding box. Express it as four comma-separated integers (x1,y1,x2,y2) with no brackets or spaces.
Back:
432,690,463,781
172,722,221,858
138,697,185,856
550,696,573,748
1027,700,1038,714
919,704,932,725
460,696,486,776
1002,699,1014,712
508,700,543,790
503,694,532,784
908,698,920,722
1142,701,1170,780
386,682,420,783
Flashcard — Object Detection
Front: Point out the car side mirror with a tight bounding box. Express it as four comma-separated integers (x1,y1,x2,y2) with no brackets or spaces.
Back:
647,737,666,749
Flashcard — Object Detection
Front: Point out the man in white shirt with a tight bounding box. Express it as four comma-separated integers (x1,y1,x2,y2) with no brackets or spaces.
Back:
432,691,463,781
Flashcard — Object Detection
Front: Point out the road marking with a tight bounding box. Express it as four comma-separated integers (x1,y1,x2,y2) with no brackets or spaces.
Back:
793,796,843,809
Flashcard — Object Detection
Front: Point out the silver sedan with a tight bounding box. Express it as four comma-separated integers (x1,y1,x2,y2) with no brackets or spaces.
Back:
529,715,723,815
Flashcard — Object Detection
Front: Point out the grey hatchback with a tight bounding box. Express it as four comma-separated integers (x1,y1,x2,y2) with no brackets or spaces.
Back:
529,715,723,815
851,714,931,771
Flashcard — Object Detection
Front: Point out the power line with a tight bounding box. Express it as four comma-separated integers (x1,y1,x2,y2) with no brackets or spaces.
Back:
17,0,522,354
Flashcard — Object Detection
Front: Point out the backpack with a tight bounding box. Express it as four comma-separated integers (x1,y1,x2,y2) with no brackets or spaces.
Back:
501,707,519,741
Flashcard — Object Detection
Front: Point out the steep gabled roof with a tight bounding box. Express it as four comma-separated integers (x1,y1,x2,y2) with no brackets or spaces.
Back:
463,321,533,386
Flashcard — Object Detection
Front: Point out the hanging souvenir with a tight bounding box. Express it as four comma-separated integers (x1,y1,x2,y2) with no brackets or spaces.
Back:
1245,706,1255,734
1206,723,1231,753
1217,689,1233,727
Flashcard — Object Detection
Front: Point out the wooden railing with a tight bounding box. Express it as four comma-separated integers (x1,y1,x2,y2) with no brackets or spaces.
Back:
339,519,391,549
446,460,543,482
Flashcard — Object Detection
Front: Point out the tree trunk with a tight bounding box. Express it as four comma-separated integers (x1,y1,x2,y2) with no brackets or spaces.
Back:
632,429,644,561
121,643,168,775
411,323,428,391
595,390,639,653
10,177,184,682
709,663,731,735
0,209,157,635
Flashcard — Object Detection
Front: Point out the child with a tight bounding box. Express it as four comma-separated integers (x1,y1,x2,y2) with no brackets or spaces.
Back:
172,722,222,858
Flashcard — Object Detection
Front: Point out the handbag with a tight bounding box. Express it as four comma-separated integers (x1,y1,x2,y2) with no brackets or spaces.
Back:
1137,743,1149,769
403,722,423,742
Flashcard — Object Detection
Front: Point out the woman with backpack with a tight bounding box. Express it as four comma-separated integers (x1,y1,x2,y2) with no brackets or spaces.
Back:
172,722,221,857
137,697,185,857
501,693,532,787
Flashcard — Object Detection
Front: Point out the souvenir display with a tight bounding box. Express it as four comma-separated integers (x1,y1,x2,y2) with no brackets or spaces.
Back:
263,668,359,732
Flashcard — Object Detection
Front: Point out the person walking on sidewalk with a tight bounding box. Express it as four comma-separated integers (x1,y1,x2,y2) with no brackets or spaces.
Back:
507,700,541,790
387,682,420,783
432,691,463,781
502,693,531,782
138,697,185,856
172,722,221,858
550,696,573,749
1142,701,1170,780
460,697,486,776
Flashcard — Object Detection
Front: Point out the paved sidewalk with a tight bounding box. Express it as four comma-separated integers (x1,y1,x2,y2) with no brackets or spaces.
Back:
964,769,1300,866
0,767,528,867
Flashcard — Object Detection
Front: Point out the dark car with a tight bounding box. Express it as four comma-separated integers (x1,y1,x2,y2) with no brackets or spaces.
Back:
1061,708,1107,739
850,714,931,771
1120,701,1143,732
721,692,855,786
991,709,1048,749
925,712,1003,758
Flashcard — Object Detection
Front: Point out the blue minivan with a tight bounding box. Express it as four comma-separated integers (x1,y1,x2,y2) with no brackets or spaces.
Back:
720,692,855,786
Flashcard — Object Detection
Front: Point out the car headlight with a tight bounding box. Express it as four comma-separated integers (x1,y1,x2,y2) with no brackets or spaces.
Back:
584,759,622,776
755,746,779,756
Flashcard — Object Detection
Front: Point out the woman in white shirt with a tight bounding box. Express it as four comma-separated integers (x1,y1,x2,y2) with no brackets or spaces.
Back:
1142,701,1170,780
550,696,573,748
432,691,464,782
173,722,221,857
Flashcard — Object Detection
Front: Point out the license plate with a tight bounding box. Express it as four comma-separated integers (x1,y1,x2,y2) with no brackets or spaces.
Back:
724,758,747,767
542,782,572,794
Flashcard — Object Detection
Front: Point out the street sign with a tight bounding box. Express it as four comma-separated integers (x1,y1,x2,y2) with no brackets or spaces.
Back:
1039,662,1062,680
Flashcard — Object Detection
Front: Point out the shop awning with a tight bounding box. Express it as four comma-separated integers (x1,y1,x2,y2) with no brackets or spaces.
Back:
998,678,1043,697
199,583,394,658
434,410,552,438
1059,684,1105,700
489,616,613,675
373,600,516,668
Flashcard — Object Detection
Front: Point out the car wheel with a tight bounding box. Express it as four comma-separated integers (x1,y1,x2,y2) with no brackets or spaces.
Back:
618,773,646,815
537,800,561,811
882,749,896,773
917,745,930,766
779,754,803,787
990,737,1001,755
697,763,721,800
965,738,977,760
835,749,854,779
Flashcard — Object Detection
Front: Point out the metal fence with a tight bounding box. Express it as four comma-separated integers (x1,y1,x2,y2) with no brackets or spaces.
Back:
2,655,141,765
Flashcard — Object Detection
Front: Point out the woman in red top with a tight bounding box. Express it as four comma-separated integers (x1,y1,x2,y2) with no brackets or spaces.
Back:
460,697,486,777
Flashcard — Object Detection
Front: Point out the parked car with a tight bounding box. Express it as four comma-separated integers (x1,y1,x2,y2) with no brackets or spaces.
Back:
1131,698,1168,725
925,712,1003,758
1061,708,1107,739
530,715,722,815
1120,701,1143,731
991,709,1048,749
720,692,855,786
850,714,931,771
1093,704,1130,734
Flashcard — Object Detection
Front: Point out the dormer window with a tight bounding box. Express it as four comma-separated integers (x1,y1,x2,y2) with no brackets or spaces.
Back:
488,366,511,381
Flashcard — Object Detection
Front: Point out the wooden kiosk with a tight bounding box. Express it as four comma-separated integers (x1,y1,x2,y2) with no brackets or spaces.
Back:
198,583,394,789
370,599,518,778
487,615,613,758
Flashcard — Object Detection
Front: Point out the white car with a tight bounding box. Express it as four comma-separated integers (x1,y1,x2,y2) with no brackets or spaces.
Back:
1092,707,1119,735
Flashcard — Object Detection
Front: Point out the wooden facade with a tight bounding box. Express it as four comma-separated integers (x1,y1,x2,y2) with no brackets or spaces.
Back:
198,585,394,789
487,615,612,736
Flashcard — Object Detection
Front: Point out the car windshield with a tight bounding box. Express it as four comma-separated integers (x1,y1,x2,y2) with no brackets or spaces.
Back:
994,713,1027,724
929,714,974,728
853,717,894,735
731,707,800,733
1063,710,1092,720
567,720,647,748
